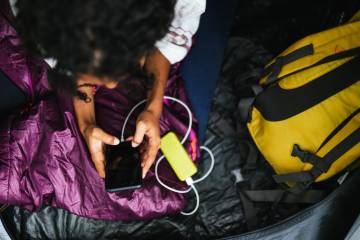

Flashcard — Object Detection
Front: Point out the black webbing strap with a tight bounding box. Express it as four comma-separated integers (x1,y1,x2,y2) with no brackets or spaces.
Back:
237,182,259,231
238,98,256,123
273,171,314,184
238,85,264,123
273,127,360,193
263,44,314,85
244,189,325,204
243,142,259,170
238,184,326,230
317,108,360,152
317,46,360,65
264,46,360,86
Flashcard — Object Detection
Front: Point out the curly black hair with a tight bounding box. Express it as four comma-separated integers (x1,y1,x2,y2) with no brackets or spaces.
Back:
16,0,175,98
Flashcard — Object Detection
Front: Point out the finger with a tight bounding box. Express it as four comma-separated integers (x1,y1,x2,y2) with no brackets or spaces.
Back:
142,139,160,178
141,152,147,168
142,157,153,179
92,128,119,145
132,121,147,147
140,148,146,156
90,151,106,178
139,141,148,167
126,136,134,142
140,147,147,168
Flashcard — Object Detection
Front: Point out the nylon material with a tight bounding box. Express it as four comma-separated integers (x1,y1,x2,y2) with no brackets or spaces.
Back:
248,106,332,173
346,214,360,240
279,21,360,59
9,133,41,206
261,22,360,83
316,106,360,157
247,108,305,174
261,23,356,72
0,22,34,99
0,12,17,39
0,122,11,204
247,91,360,177
227,168,360,240
0,10,51,99
259,76,268,85
303,112,360,181
277,56,350,89
278,57,353,90
314,143,360,182
350,10,360,22
277,34,360,80
335,81,360,111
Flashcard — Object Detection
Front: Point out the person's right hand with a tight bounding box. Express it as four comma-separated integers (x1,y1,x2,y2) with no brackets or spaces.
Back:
81,125,120,178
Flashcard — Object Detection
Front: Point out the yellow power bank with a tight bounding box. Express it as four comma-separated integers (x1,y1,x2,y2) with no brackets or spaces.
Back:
160,132,198,181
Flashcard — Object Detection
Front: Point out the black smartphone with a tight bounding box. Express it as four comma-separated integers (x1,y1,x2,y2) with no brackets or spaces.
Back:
105,141,142,192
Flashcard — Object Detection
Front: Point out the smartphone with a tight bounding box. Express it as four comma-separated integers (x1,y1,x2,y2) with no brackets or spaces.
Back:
105,141,142,192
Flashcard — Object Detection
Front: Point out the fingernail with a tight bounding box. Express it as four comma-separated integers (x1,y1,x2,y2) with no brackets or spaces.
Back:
114,138,120,145
142,171,146,179
132,141,139,148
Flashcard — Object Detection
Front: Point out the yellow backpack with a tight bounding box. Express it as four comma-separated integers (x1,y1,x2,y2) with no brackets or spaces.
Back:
246,20,360,192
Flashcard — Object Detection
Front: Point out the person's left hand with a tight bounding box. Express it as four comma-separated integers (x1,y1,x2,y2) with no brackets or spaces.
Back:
132,109,161,178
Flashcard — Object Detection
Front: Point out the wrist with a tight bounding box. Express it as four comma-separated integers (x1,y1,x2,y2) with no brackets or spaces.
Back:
79,122,95,136
145,101,163,120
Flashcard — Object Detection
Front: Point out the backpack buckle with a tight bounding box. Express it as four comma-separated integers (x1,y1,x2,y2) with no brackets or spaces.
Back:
292,144,330,174
291,144,319,164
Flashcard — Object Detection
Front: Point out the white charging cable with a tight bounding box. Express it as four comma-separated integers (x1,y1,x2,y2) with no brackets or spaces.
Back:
121,96,215,215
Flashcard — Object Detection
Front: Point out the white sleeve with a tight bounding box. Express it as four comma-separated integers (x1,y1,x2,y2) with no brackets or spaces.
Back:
155,0,206,64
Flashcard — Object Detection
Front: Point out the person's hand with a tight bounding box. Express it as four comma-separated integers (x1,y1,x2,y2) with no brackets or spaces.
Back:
132,109,161,179
81,125,120,178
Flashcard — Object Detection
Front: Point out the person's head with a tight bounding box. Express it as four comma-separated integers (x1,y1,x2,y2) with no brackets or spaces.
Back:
16,0,175,98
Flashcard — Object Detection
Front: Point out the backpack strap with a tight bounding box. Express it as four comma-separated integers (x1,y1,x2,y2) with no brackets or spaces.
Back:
263,44,314,85
263,46,360,86
255,57,360,121
273,127,360,194
238,182,326,231
243,189,326,203
238,85,264,123
237,182,259,231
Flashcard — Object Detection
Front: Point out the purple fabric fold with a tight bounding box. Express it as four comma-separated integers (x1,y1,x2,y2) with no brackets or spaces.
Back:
0,5,199,220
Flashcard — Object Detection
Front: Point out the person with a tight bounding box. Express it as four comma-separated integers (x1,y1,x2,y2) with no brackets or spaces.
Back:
0,0,204,220
14,0,206,179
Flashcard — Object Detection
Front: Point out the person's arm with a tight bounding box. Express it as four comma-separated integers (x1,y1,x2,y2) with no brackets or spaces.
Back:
132,0,206,178
73,81,119,178
145,49,171,119
132,49,170,178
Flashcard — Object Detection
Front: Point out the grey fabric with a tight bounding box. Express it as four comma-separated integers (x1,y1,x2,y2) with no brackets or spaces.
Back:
346,215,360,240
0,216,11,240
223,169,360,240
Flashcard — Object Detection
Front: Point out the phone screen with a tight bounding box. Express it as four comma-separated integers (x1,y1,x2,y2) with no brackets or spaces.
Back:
105,141,142,192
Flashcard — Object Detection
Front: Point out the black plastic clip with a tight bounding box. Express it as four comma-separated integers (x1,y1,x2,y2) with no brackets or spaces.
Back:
292,144,330,174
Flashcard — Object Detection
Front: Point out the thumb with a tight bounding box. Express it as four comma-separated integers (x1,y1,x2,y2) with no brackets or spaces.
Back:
92,127,120,145
132,121,147,147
